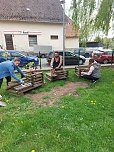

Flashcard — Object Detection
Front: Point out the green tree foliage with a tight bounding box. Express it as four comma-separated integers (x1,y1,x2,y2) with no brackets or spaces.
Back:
103,37,113,48
71,0,114,44
94,36,114,48
94,36,103,43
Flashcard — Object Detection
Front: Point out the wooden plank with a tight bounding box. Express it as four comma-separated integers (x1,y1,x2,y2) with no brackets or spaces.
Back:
46,75,54,80
55,71,66,74
8,89,24,96
57,75,67,78
46,69,68,81
56,73,65,75
26,72,43,75
7,72,44,94
33,80,43,85
55,71,68,74
7,73,43,89
46,76,53,81
8,82,43,95
19,83,43,94
55,68,63,71
7,79,30,89
25,70,43,74
32,76,43,80
58,77,67,80
14,83,32,91
7,83,20,89
16,81,43,91
8,81,19,87
34,82,43,87
46,73,57,77
33,79,43,82
56,72,68,75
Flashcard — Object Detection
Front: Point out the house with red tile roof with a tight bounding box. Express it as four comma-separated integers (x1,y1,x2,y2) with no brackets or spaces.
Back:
65,18,80,49
0,0,79,52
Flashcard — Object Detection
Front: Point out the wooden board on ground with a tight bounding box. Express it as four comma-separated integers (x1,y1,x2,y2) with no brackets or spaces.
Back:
7,70,44,95
46,68,68,81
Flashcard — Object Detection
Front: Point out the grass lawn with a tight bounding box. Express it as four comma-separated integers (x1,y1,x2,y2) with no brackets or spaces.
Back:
0,68,114,152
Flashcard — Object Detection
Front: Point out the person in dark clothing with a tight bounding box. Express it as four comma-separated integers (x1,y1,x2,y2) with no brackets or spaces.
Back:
0,58,26,88
50,51,62,75
81,58,101,83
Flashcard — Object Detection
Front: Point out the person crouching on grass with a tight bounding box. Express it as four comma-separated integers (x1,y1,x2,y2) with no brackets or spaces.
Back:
81,58,101,83
50,51,63,76
0,57,27,89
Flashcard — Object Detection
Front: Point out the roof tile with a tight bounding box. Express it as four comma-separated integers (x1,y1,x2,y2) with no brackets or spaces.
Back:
66,18,80,38
0,0,64,23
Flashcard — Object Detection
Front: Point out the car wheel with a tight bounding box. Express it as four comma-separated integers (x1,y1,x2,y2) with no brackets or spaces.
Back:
103,59,109,64
41,54,45,58
79,59,83,65
85,53,89,58
48,61,51,65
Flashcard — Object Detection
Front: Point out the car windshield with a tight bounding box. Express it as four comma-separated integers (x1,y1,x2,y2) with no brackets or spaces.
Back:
104,51,113,55
94,52,102,57
49,52,53,56
59,52,63,56
9,51,26,57
74,50,79,53
19,52,26,57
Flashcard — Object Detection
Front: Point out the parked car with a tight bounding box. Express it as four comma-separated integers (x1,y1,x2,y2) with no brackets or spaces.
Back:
93,49,114,64
47,51,86,65
0,50,39,67
73,48,93,58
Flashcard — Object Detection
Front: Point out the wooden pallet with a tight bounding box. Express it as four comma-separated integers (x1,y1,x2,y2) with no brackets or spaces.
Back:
75,67,88,78
46,68,68,81
7,70,44,95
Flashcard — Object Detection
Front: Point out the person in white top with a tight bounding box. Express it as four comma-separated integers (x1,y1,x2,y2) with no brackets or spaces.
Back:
81,58,101,82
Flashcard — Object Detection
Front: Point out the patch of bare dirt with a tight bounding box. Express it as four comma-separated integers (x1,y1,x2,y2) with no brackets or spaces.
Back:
27,82,88,106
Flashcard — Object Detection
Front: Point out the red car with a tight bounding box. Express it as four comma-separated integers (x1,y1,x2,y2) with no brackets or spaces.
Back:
93,49,114,64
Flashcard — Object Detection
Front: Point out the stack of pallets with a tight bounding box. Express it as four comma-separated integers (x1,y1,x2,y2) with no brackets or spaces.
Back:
46,68,68,81
7,70,44,95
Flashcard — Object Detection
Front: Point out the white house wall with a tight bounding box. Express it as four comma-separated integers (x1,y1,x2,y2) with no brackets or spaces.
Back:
0,21,63,52
65,37,79,49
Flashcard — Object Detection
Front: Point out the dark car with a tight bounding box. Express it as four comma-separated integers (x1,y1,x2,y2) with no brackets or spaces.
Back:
47,51,86,65
93,49,114,64
0,50,39,67
73,48,93,58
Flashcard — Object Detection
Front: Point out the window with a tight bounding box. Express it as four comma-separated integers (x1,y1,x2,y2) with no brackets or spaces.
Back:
28,35,37,47
107,51,112,55
104,51,112,55
65,52,73,56
50,35,58,40
10,52,21,57
59,52,63,56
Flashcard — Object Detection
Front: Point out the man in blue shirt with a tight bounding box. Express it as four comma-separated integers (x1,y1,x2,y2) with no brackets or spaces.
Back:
0,58,26,88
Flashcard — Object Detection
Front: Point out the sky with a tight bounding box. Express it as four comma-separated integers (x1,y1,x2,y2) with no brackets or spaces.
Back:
66,0,72,8
65,0,72,15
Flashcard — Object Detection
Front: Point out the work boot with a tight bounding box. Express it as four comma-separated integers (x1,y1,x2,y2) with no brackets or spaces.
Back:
0,95,6,107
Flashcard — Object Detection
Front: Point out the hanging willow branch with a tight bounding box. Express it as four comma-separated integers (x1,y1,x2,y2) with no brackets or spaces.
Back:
71,0,114,44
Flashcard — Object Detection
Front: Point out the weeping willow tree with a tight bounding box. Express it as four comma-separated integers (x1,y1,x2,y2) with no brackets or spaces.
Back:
71,0,114,45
